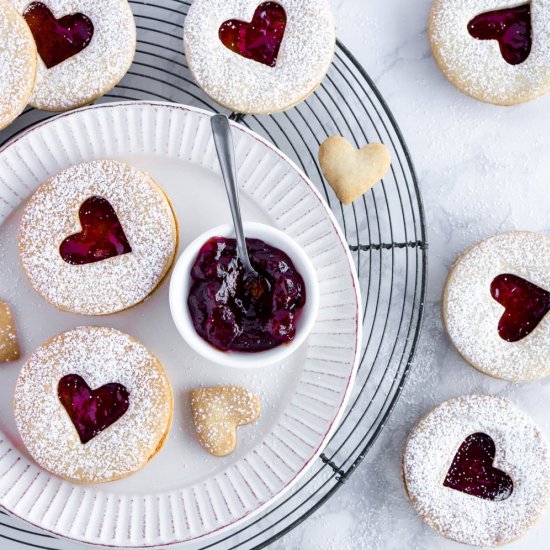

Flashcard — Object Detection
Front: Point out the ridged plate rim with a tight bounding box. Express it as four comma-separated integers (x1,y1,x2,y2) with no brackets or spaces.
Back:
0,101,361,547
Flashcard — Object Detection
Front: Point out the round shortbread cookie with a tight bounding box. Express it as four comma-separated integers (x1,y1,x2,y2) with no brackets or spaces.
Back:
443,231,550,381
14,327,173,483
0,0,37,130
429,0,550,105
404,395,550,546
12,0,136,111
19,160,178,315
184,0,336,114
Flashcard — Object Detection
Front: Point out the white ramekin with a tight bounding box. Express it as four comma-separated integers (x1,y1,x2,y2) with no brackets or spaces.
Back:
169,222,320,368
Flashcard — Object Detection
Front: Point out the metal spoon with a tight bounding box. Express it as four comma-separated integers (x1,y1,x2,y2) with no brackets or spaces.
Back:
211,114,270,299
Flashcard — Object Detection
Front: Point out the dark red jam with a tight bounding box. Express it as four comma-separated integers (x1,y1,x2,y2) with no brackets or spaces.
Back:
490,274,550,343
468,4,531,66
58,374,130,444
188,237,306,352
219,2,287,68
444,433,513,501
60,196,132,265
23,2,94,69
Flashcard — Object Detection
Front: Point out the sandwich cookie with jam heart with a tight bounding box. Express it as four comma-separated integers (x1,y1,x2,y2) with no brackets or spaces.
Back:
12,0,136,111
19,160,177,315
429,0,550,105
403,395,550,546
0,0,37,130
443,231,549,381
14,326,173,483
184,0,336,114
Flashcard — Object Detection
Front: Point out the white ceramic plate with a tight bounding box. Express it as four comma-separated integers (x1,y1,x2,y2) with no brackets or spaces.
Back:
0,102,361,547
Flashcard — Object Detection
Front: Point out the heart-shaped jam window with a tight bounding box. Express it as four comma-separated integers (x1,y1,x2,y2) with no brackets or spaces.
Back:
60,196,132,265
219,2,287,67
491,274,550,342
58,374,129,444
23,2,94,69
444,433,513,501
468,4,531,66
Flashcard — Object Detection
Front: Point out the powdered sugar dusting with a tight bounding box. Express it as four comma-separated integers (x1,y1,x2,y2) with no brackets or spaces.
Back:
0,0,36,129
12,0,136,111
184,0,336,114
429,0,550,105
14,326,173,483
19,160,177,315
404,395,550,547
443,231,550,381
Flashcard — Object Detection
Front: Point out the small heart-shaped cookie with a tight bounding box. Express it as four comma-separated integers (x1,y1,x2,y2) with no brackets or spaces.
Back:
319,136,391,205
0,301,20,363
190,386,261,457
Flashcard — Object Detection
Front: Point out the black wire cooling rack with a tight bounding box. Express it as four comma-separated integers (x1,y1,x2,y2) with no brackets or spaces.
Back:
0,1,427,548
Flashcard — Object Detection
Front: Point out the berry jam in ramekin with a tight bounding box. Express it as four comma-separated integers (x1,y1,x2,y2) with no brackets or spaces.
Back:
188,237,306,352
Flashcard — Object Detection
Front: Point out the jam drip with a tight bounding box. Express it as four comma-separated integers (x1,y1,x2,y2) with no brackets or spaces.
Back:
467,4,531,66
444,433,513,501
219,2,287,67
58,374,129,444
23,2,94,69
491,274,550,342
60,196,132,265
188,237,306,352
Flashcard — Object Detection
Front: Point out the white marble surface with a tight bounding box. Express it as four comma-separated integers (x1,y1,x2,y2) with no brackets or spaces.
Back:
271,0,550,549
1,1,549,549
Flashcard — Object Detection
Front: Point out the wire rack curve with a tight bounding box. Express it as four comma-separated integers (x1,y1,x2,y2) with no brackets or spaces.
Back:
0,1,427,548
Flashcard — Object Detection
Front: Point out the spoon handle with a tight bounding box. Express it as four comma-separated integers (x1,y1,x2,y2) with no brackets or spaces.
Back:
211,114,254,273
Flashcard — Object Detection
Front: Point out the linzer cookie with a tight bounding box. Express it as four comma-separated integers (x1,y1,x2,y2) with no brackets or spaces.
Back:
14,327,173,483
443,231,550,381
0,0,37,130
19,160,177,315
184,0,336,114
429,0,550,105
190,386,261,457
12,0,136,111
404,395,550,546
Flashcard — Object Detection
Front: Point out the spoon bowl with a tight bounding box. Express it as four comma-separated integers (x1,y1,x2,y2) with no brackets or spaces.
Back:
210,114,271,298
